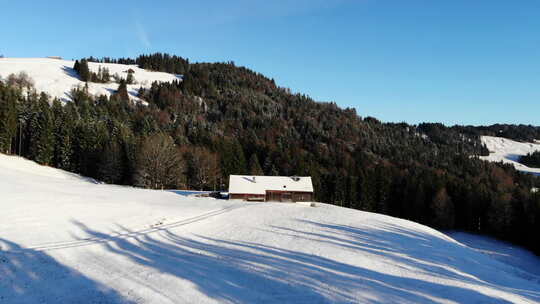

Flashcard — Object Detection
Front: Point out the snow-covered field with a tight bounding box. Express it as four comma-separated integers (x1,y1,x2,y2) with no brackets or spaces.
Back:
480,135,540,175
447,231,540,282
0,57,180,102
1,154,540,304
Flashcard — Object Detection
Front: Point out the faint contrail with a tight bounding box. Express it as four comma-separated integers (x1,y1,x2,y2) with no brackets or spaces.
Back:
135,20,151,48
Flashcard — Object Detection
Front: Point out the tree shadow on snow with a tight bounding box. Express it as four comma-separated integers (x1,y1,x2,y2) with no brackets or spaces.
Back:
271,220,540,303
61,65,81,80
70,220,531,304
0,238,132,304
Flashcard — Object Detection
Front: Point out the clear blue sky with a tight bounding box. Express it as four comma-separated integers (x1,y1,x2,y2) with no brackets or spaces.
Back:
1,0,539,126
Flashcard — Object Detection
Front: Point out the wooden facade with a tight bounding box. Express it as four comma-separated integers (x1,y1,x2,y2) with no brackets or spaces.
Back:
265,190,312,202
228,175,314,203
229,193,266,201
230,191,312,203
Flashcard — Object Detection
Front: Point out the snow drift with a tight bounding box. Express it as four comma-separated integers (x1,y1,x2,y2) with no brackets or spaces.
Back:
0,57,180,102
1,153,540,303
480,135,540,175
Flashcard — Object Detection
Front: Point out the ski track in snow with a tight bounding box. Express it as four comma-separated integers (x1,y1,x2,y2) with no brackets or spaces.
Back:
2,156,540,303
3,204,248,253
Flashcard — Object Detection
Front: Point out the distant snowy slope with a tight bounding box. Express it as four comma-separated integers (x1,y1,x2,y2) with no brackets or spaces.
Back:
0,57,179,102
1,154,540,303
480,135,540,175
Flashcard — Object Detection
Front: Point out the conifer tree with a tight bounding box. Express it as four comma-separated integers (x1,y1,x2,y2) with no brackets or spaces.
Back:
116,79,129,101
98,141,124,184
431,187,455,229
126,71,135,84
101,67,110,83
0,89,18,154
52,99,74,170
74,59,91,82
248,153,263,175
28,93,54,165
221,140,247,177
73,60,80,74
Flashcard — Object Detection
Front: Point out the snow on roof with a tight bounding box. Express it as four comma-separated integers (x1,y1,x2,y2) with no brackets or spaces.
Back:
228,175,313,195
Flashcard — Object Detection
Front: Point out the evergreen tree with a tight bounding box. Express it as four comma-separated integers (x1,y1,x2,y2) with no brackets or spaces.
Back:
101,67,110,83
74,59,91,82
28,93,54,165
98,141,125,184
221,140,247,177
430,187,455,229
115,79,129,101
0,87,18,154
248,153,263,175
73,60,80,74
52,99,74,170
126,71,135,84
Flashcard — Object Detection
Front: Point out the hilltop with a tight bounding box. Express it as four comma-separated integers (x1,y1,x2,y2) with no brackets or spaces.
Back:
0,57,179,102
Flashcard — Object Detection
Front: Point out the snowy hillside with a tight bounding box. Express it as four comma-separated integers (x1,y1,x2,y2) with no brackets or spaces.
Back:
1,154,540,303
480,135,540,175
0,57,180,102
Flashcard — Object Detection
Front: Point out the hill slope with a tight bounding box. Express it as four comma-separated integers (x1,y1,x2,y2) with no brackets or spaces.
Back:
1,154,539,304
0,57,180,102
480,135,540,175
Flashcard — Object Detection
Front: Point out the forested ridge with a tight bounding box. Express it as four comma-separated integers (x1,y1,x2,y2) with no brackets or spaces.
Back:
1,53,539,254
453,124,540,143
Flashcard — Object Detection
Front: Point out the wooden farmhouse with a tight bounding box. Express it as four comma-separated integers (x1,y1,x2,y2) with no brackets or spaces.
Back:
228,175,314,202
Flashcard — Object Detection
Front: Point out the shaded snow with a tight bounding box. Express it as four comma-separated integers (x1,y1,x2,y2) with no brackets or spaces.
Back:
0,57,180,103
447,231,540,282
480,135,540,175
1,154,540,303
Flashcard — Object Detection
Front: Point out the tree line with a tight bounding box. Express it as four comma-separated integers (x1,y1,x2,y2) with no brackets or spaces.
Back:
520,151,540,168
454,124,540,142
73,59,135,84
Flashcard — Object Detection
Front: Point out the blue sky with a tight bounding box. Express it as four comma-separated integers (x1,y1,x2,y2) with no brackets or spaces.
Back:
1,0,539,125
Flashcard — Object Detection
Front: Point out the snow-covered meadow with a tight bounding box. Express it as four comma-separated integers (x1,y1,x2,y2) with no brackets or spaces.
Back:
0,57,180,103
1,153,540,303
480,135,540,175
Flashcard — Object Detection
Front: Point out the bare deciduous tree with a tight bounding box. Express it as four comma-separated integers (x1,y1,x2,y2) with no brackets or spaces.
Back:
6,72,34,91
183,146,221,190
135,133,183,189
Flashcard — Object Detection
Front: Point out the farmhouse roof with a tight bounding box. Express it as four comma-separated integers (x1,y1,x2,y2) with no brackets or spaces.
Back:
229,175,313,195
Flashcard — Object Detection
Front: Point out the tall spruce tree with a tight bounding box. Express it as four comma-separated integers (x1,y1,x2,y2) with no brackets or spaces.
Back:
52,99,74,170
98,141,125,184
221,140,247,178
248,153,263,175
0,87,18,154
28,93,54,165
74,59,91,82
115,79,129,101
